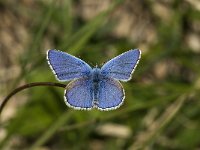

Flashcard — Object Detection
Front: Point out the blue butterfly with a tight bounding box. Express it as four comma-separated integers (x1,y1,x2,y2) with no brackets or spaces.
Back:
47,49,141,111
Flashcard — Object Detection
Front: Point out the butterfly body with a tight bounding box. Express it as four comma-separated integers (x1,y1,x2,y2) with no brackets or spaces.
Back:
91,68,101,101
47,49,141,110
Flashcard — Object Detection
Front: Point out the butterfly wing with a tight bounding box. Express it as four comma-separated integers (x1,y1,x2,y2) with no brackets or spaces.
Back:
47,49,92,81
97,77,125,111
64,78,94,110
101,49,141,81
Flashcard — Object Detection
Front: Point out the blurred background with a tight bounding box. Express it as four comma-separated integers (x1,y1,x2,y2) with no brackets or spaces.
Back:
0,0,200,149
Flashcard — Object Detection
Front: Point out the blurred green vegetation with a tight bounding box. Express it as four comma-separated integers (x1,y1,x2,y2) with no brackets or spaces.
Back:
0,0,200,149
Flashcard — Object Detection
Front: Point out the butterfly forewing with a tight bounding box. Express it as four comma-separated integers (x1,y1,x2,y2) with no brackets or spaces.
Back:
101,49,141,81
47,49,92,81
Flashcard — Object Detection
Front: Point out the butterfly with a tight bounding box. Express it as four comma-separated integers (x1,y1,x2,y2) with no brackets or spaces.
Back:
47,49,141,111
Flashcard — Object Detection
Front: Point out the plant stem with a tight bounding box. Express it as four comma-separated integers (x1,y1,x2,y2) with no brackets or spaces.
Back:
0,82,66,116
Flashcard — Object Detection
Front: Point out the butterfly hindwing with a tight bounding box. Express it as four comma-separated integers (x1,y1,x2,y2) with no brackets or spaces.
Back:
97,77,125,110
101,49,141,81
64,78,93,110
47,49,92,81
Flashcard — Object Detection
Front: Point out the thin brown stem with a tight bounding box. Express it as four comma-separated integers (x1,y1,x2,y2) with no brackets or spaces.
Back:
0,82,66,115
